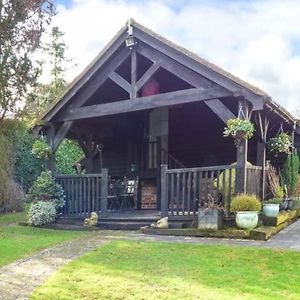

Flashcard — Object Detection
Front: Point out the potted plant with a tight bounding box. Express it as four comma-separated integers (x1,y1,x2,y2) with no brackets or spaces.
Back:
198,194,223,230
290,197,300,210
223,118,254,145
268,132,292,154
262,198,281,217
230,194,261,229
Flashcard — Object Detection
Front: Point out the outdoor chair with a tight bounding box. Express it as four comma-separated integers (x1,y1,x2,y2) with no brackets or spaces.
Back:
120,177,139,209
108,179,125,210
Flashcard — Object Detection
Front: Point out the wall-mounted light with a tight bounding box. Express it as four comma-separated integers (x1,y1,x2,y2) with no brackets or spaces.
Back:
125,18,136,49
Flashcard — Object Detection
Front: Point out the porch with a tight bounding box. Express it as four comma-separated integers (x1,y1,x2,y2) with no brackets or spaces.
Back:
55,163,263,222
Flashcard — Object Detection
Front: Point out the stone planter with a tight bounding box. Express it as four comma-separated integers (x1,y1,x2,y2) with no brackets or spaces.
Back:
198,208,223,230
263,204,279,218
280,200,288,211
287,199,294,210
235,211,258,229
291,199,300,210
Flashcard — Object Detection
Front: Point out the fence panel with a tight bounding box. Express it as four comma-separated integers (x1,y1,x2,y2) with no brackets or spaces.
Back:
56,173,106,217
162,165,237,216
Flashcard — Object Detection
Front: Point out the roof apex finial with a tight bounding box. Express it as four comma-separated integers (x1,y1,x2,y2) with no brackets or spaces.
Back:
126,17,135,26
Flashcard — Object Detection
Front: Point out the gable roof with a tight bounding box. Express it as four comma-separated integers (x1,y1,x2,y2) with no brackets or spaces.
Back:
38,19,295,125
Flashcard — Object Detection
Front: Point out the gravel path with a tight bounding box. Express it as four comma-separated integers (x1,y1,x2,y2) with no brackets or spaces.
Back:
1,219,299,299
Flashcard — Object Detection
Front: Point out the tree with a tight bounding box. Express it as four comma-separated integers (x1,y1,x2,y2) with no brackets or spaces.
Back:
24,26,71,124
0,0,55,120
26,27,83,174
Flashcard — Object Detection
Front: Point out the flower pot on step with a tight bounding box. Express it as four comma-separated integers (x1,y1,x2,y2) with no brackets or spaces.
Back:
235,211,259,229
263,204,279,218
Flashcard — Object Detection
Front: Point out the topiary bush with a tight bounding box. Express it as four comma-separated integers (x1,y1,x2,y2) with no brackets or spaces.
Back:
230,194,261,212
282,149,299,195
27,170,65,210
28,201,57,226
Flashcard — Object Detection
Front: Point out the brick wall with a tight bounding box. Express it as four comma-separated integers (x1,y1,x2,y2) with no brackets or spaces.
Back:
141,180,157,209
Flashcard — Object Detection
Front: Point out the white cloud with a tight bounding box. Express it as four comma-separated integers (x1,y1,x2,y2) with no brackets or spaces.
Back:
52,0,300,115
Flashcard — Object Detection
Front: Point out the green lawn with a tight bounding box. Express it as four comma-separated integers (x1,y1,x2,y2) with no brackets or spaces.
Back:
31,240,300,300
0,209,85,267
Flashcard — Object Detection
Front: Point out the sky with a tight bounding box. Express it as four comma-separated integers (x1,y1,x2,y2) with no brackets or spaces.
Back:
52,0,300,115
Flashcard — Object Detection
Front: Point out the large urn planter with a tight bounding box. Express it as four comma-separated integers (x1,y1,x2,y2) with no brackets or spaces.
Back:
230,194,261,230
235,211,259,229
263,204,279,218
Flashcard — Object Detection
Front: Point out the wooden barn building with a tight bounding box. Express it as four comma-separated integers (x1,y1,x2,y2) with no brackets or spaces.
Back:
35,19,298,225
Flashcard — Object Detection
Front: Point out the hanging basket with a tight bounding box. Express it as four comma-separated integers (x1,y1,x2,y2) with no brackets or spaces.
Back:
223,118,254,142
234,131,248,140
267,132,292,154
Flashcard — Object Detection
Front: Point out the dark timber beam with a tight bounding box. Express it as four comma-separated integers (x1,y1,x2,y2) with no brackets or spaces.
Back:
131,49,138,97
46,125,56,174
136,62,161,91
57,86,232,122
137,43,214,88
204,99,235,124
108,71,131,93
236,100,249,194
55,47,131,115
53,121,73,151
255,111,270,200
44,30,128,122
134,29,266,109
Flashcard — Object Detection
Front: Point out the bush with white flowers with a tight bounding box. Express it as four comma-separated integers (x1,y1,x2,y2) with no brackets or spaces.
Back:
28,201,57,226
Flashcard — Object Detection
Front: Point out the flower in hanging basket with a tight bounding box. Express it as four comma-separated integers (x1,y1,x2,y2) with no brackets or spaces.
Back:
223,118,254,141
268,133,292,154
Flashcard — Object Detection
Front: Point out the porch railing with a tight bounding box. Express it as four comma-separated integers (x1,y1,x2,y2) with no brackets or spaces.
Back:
56,169,108,218
246,166,263,198
161,164,264,218
160,165,237,217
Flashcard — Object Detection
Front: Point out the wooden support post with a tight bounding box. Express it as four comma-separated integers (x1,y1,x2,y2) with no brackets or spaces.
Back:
156,137,162,210
255,111,270,200
257,141,266,199
101,168,108,217
47,125,56,174
236,101,248,194
160,164,168,217
131,48,137,98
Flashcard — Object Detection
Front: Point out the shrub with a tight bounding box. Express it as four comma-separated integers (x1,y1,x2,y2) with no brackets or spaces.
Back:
230,194,261,212
0,132,25,212
32,136,51,159
56,139,84,174
1,119,46,192
27,170,65,210
28,201,57,226
264,198,282,205
282,149,299,195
